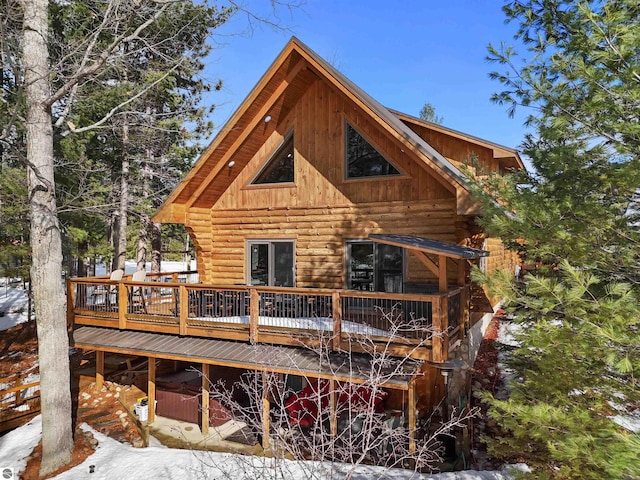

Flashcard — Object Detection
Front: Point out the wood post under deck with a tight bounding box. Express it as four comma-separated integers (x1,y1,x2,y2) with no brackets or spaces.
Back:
408,379,417,454
201,363,210,435
95,350,104,392
148,357,156,424
262,371,270,451
329,379,337,437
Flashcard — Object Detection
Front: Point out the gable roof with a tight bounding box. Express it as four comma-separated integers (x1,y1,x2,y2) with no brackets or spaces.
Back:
154,37,517,223
390,110,525,171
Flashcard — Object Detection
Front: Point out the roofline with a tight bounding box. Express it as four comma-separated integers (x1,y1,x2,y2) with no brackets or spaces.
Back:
391,109,526,171
288,37,473,193
155,37,496,222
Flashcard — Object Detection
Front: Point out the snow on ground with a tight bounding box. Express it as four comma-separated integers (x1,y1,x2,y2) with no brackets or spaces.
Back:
0,281,29,331
0,416,523,480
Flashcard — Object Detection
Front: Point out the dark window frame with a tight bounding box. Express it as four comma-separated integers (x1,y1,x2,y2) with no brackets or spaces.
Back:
250,130,295,185
344,121,402,180
345,240,405,292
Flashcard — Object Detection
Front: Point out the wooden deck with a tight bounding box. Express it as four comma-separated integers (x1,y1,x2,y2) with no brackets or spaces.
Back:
68,271,468,362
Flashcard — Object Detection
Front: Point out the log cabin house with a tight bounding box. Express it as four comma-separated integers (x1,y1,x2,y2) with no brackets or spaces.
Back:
67,37,522,459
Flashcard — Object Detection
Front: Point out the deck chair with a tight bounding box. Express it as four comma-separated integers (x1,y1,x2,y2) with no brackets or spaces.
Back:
129,270,147,313
91,269,124,308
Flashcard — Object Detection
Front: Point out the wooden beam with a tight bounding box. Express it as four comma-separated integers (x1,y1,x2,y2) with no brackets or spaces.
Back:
66,279,75,328
431,297,443,363
95,350,104,392
438,255,448,293
148,357,156,424
118,283,127,329
179,285,188,336
413,251,440,278
201,363,210,435
262,371,270,451
329,379,337,438
184,60,307,211
332,292,342,351
408,379,417,454
456,259,467,286
250,288,259,344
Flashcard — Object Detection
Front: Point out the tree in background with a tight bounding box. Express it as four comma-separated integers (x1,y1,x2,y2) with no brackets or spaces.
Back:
8,0,235,475
475,1,640,478
418,101,443,124
6,0,298,473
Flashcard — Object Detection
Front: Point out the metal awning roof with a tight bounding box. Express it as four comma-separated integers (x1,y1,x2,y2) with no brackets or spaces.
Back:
72,327,421,389
369,234,489,259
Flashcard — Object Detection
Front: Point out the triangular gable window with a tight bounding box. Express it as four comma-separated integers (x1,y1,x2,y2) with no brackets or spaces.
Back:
251,132,294,185
345,122,400,179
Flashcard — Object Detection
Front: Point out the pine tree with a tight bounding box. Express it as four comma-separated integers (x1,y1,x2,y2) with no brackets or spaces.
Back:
475,1,640,478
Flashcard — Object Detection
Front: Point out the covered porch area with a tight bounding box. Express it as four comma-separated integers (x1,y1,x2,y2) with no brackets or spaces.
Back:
72,326,424,457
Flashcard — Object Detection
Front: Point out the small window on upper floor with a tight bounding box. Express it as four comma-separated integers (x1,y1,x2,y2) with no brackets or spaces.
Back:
251,131,294,185
345,122,401,179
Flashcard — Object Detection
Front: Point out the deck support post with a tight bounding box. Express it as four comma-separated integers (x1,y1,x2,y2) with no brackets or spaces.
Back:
95,350,104,392
262,371,270,451
408,379,417,454
148,357,156,424
329,379,337,438
201,363,210,435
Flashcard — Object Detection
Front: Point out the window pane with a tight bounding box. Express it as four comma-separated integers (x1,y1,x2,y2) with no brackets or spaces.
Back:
252,134,294,184
345,123,400,178
376,244,403,293
273,242,294,287
348,242,374,291
250,244,269,286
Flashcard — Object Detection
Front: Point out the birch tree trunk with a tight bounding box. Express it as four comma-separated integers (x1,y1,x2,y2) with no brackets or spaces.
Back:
20,0,73,475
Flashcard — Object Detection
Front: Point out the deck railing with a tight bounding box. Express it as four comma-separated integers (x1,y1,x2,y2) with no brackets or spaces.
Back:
0,373,40,432
68,272,469,361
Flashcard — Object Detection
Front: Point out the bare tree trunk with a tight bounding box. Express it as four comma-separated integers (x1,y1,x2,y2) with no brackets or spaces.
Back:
114,121,130,270
20,0,73,475
136,154,150,271
151,221,162,274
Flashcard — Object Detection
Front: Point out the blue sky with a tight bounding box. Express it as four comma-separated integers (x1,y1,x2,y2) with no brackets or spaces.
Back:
202,1,530,153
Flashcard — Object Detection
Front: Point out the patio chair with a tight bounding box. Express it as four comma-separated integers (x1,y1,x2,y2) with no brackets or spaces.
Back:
91,269,124,308
129,270,147,313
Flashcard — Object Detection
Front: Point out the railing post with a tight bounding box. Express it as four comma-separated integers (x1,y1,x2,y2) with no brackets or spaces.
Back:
442,294,449,361
460,286,469,340
66,279,75,329
118,282,128,329
15,377,22,406
332,292,342,351
250,288,259,344
179,285,188,336
432,295,447,362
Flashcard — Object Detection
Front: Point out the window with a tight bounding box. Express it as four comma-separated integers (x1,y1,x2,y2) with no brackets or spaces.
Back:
251,132,294,185
345,122,400,179
247,240,295,287
346,241,404,292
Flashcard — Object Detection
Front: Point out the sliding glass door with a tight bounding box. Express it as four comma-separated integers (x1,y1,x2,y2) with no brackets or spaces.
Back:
346,241,404,292
248,240,294,287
